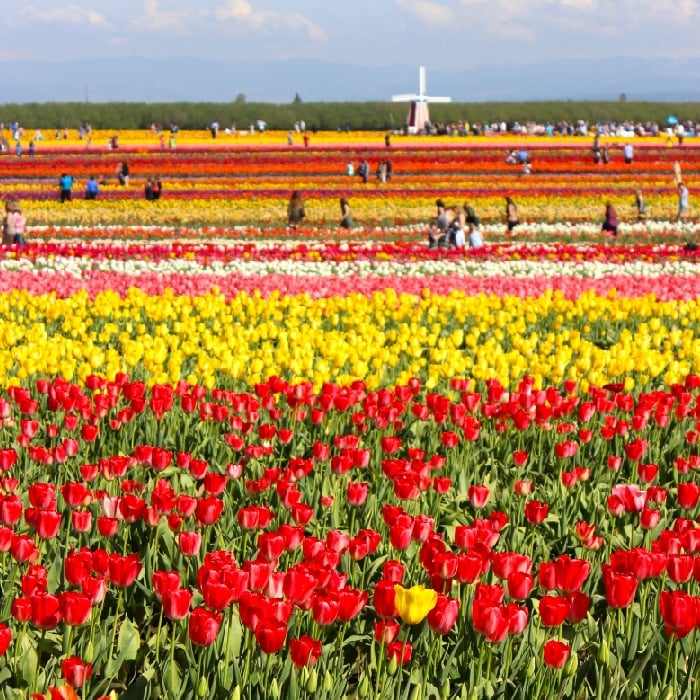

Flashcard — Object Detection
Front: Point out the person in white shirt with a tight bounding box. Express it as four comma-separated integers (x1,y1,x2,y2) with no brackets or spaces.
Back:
468,222,483,249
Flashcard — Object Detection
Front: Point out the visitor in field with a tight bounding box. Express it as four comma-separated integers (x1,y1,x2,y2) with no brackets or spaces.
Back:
377,161,387,184
117,161,130,186
448,206,466,248
144,178,154,201
427,219,444,249
635,189,647,222
463,203,480,227
2,200,25,246
601,202,618,237
152,177,163,200
339,198,353,230
2,201,16,245
468,222,484,249
505,197,519,234
59,173,74,203
677,182,689,222
436,199,449,233
85,176,99,200
12,203,26,246
623,142,634,164
287,191,306,229
357,160,370,184
601,145,610,165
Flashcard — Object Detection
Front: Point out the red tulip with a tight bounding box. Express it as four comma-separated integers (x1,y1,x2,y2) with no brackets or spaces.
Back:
667,554,694,584
254,619,287,654
553,555,590,594
0,623,11,655
195,496,224,526
11,597,32,623
538,595,570,627
660,590,696,639
565,592,590,624
543,640,570,669
603,568,638,608
311,593,339,625
347,481,369,507
678,483,700,510
152,570,181,601
468,485,490,509
178,531,202,557
61,656,92,688
427,594,460,635
373,579,398,618
337,588,369,621
108,553,141,588
472,600,509,643
524,500,548,525
59,592,92,626
188,606,222,646
507,572,535,600
290,635,322,668
374,619,400,644
30,593,63,629
387,640,412,664
162,588,193,621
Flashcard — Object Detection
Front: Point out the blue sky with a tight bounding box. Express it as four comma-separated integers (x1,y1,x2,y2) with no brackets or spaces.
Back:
8,0,699,68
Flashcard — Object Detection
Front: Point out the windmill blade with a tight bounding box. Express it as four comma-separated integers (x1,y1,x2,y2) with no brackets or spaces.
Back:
392,94,418,102
424,96,452,103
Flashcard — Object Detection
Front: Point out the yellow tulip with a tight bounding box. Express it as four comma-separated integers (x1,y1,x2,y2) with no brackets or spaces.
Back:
393,585,438,625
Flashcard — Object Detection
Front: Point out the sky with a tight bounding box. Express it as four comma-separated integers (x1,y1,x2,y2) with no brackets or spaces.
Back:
6,0,699,69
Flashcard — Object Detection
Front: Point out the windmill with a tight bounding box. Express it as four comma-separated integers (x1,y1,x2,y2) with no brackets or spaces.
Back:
392,66,451,134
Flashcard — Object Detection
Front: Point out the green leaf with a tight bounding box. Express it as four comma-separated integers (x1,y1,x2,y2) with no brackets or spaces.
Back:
118,616,141,661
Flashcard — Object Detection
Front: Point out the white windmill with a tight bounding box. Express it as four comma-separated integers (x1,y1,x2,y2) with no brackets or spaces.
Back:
392,66,451,134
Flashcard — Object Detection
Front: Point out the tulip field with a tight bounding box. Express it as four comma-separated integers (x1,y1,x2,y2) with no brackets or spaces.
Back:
4,128,700,699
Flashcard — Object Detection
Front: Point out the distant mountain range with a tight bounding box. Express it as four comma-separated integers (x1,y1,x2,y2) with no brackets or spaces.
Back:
4,56,700,104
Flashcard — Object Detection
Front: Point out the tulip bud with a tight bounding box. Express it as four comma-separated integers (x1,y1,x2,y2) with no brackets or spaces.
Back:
526,656,537,678
440,680,451,699
322,671,334,692
597,639,610,666
230,687,241,700
358,675,370,698
409,685,423,700
84,641,94,664
306,668,318,693
387,656,398,675
270,679,279,698
564,652,578,676
659,688,675,700
467,688,478,700
197,676,209,698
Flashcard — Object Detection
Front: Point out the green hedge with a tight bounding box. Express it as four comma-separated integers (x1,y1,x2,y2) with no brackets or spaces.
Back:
0,100,698,131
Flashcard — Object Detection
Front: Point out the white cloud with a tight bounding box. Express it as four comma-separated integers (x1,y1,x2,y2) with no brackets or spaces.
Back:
214,1,326,40
20,5,108,26
395,0,454,25
141,0,206,29
559,0,598,10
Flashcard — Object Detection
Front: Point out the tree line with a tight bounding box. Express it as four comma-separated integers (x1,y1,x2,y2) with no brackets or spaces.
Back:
0,100,698,131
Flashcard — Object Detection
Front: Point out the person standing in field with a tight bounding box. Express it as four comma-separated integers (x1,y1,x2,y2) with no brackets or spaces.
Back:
634,188,647,222
287,191,306,229
84,175,99,200
339,198,353,230
677,182,689,222
505,196,519,234
2,200,17,245
59,173,74,202
601,202,618,237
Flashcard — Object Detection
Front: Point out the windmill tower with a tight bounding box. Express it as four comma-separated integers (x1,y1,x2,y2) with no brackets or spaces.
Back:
392,66,451,134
